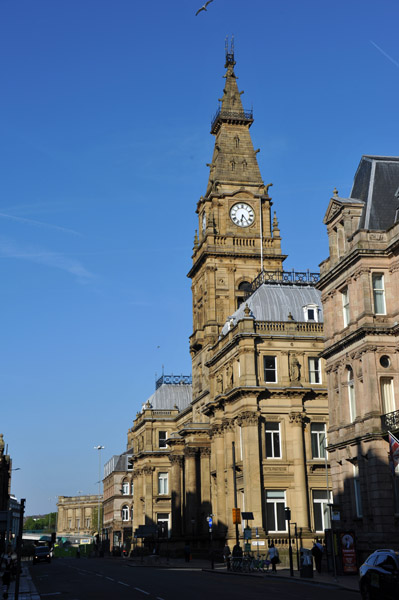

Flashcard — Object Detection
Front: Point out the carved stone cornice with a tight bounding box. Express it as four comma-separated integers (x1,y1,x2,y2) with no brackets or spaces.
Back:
199,447,211,457
289,411,309,427
142,466,155,475
222,418,235,432
236,411,259,427
184,446,198,458
210,423,224,437
169,455,184,467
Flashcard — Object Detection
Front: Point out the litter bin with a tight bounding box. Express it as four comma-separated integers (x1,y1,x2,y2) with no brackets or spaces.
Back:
300,548,313,578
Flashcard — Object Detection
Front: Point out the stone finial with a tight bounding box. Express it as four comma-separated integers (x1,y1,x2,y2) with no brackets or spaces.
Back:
193,230,199,249
0,434,4,456
244,304,251,317
333,187,338,197
287,312,294,321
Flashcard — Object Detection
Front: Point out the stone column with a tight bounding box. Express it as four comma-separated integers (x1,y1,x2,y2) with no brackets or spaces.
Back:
143,466,154,525
223,420,236,536
199,447,211,534
184,447,198,535
239,411,263,527
212,424,227,534
169,455,183,537
289,412,310,531
132,470,144,528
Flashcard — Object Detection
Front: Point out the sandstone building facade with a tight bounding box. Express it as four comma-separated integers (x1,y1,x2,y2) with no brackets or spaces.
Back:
104,49,330,555
57,494,102,542
318,156,399,557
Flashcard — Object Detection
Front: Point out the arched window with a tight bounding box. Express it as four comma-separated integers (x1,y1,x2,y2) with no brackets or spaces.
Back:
236,281,251,309
122,480,129,495
121,505,130,521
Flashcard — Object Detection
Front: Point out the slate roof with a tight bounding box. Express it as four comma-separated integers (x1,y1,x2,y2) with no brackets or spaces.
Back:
221,283,323,335
104,450,133,477
143,383,192,412
350,156,399,230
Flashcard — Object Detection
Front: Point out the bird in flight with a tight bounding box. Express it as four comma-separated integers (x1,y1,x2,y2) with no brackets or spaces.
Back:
196,0,214,16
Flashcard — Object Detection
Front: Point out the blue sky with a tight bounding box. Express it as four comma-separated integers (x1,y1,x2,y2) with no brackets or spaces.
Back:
1,0,399,515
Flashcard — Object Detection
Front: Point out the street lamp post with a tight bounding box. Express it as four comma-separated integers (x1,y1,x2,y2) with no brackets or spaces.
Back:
285,507,294,577
94,445,104,549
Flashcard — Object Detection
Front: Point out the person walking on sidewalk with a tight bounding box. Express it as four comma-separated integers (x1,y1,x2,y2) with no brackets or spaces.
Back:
266,542,280,573
223,543,231,570
1,546,15,599
312,540,323,573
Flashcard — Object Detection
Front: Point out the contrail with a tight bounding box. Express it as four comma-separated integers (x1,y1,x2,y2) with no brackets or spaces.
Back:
0,212,81,236
370,40,399,68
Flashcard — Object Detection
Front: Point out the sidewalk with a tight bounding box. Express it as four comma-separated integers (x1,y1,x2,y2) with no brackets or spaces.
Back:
4,564,40,600
127,556,360,593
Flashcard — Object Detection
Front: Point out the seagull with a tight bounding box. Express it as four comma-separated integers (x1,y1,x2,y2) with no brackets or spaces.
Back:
196,0,214,16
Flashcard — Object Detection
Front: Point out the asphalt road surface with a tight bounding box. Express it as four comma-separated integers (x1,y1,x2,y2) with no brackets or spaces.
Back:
30,558,360,600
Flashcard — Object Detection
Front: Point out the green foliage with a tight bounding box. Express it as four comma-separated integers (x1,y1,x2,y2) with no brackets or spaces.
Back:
24,512,57,532
90,506,103,534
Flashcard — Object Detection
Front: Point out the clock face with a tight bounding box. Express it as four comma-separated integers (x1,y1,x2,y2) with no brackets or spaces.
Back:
230,202,255,227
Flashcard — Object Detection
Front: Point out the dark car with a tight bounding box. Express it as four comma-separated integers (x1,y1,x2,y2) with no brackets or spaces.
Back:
33,545,51,564
359,549,399,599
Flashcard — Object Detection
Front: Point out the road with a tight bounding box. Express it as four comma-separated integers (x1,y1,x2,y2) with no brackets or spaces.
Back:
30,558,359,600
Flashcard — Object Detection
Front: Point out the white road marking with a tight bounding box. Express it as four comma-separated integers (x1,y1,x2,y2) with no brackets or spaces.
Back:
134,587,150,595
95,573,103,577
105,576,115,581
41,594,61,597
118,581,130,586
156,597,166,600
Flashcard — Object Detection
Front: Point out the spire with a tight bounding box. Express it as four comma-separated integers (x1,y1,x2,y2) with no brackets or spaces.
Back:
207,40,263,192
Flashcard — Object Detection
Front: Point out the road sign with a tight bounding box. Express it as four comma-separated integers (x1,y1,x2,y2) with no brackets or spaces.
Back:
241,512,254,520
244,526,252,540
207,516,213,528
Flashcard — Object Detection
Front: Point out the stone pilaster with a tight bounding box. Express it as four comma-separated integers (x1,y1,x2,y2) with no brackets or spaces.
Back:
237,411,263,526
184,447,198,534
143,466,154,525
289,412,310,531
212,424,227,533
169,455,184,537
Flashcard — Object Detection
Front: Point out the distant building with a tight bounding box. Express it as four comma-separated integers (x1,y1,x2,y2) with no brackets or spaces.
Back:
103,451,134,551
57,494,101,543
0,434,12,552
318,156,399,557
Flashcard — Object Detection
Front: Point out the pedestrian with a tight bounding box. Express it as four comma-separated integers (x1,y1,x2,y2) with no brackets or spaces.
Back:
311,540,323,573
184,543,190,563
223,543,231,570
1,546,15,599
232,542,243,570
266,542,280,573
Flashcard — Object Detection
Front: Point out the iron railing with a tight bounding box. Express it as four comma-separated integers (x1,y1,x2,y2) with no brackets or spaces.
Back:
381,409,399,432
211,107,253,132
245,269,320,298
155,374,192,390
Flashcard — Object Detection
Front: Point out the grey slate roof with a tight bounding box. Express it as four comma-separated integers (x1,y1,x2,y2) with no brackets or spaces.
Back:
104,450,133,477
350,156,399,230
143,383,192,412
221,283,323,336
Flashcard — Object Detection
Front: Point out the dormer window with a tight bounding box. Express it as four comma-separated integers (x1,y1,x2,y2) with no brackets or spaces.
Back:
303,304,318,322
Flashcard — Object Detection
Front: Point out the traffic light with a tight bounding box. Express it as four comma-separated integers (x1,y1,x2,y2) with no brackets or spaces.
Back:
284,507,291,521
232,508,241,524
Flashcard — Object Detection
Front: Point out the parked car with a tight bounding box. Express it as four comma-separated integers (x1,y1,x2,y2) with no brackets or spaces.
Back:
33,545,51,565
359,549,399,599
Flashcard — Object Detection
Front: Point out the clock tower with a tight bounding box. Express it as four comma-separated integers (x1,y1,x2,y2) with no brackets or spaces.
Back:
188,45,286,404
